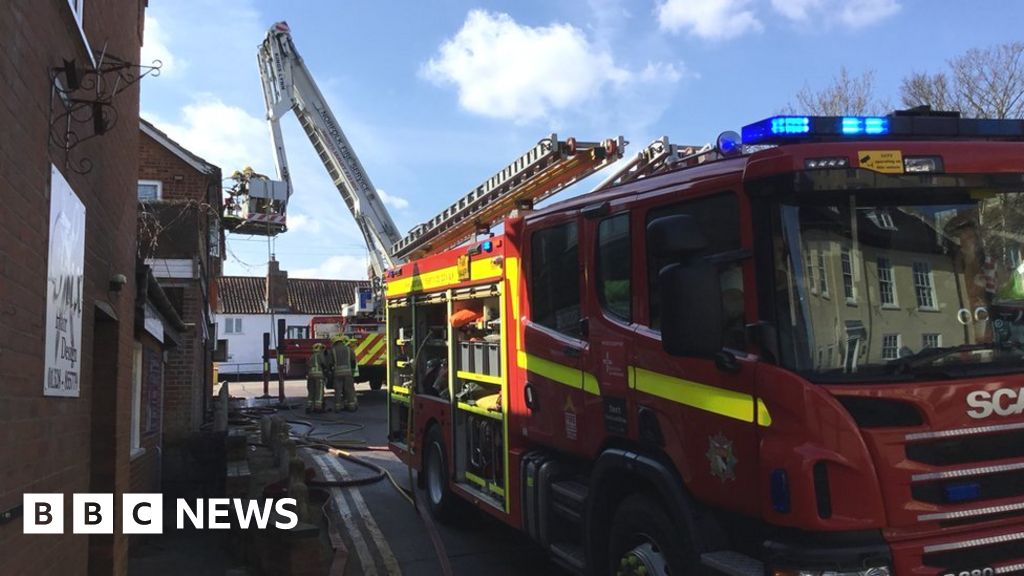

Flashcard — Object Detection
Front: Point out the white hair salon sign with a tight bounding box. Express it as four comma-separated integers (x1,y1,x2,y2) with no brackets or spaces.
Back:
45,165,85,397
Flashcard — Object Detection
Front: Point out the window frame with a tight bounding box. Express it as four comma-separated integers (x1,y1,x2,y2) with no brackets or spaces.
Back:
642,191,747,350
528,219,583,338
816,249,830,298
912,261,938,310
881,333,901,361
922,333,942,349
224,317,242,334
841,247,857,304
130,342,144,458
877,256,898,308
595,212,632,323
138,179,163,202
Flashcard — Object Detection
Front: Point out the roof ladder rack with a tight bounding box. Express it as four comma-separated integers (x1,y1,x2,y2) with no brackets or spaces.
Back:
391,134,625,261
591,137,714,192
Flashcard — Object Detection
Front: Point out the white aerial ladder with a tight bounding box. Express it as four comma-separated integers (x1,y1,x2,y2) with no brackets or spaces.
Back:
252,21,402,285
244,21,626,314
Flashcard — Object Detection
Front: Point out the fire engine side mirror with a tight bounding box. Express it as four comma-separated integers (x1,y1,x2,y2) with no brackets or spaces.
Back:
647,215,708,258
659,261,724,358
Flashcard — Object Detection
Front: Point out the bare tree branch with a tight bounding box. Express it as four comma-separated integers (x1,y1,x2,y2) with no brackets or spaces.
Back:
785,67,891,116
949,42,1024,119
900,71,954,111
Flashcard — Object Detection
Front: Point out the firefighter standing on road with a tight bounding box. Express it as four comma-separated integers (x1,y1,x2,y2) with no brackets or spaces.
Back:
306,343,327,413
330,335,359,412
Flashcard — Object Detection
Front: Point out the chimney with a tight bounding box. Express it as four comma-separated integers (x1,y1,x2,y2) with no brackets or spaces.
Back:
266,258,289,312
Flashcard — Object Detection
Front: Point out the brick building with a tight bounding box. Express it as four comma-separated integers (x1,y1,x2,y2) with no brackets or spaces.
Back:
0,1,148,574
136,119,224,497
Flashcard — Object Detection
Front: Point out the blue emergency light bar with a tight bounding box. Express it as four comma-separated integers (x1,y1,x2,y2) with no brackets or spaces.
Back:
741,114,1024,146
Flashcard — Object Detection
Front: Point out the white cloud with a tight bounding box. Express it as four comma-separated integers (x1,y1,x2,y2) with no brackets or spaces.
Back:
286,213,321,234
422,10,679,122
639,62,685,83
291,255,370,280
141,15,186,76
771,0,900,27
839,0,900,27
770,0,822,21
146,95,272,175
377,189,409,210
656,0,763,40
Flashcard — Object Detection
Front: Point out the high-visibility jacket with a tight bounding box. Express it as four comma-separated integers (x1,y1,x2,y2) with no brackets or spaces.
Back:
331,342,355,376
308,350,325,378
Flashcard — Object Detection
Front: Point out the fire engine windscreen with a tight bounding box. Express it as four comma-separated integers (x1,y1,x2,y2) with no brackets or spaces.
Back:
771,176,1024,382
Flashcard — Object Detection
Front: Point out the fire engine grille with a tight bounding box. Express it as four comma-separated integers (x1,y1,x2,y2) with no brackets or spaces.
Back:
906,429,1024,467
911,468,1024,504
922,531,1024,573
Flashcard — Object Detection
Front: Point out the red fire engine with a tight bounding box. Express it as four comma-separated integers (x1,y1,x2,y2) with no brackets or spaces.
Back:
387,111,1024,575
277,314,387,389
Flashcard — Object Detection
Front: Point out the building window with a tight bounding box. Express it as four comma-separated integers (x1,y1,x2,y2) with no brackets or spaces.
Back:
922,333,942,349
841,247,856,303
806,250,817,294
131,342,143,456
224,318,242,334
869,209,897,231
596,213,631,321
286,326,309,339
912,261,936,309
138,180,162,201
881,333,901,360
877,257,897,307
531,221,581,337
817,250,829,298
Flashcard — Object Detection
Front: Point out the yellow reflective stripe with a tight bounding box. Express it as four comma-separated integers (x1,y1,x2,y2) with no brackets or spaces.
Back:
757,399,773,427
386,258,503,297
354,334,380,355
360,337,386,362
506,257,521,350
629,366,771,427
517,351,600,396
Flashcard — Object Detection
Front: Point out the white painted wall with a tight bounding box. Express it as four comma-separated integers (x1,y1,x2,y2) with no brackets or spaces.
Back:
215,313,315,376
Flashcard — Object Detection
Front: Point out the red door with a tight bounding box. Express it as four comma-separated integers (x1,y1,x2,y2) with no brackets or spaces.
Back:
519,213,589,455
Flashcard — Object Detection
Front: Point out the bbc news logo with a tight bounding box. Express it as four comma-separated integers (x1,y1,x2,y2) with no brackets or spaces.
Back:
23,494,298,534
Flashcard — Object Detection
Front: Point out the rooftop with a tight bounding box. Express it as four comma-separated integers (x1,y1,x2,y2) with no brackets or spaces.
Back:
217,276,370,315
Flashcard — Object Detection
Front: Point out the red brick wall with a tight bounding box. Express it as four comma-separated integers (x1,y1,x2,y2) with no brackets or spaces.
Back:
137,121,223,442
0,1,145,574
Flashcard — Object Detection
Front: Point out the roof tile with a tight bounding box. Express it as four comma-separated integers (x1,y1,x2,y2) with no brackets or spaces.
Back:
216,276,370,315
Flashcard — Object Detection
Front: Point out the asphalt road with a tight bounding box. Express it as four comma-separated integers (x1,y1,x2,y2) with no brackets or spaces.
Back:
242,381,568,576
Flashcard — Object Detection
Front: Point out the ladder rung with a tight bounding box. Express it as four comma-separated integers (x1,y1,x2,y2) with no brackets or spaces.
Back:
391,135,622,261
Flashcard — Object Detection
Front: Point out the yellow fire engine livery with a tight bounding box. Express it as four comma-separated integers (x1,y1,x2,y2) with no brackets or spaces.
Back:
352,332,386,366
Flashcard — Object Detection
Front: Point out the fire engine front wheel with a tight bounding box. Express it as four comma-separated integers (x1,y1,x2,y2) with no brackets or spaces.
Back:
422,426,457,522
608,494,695,576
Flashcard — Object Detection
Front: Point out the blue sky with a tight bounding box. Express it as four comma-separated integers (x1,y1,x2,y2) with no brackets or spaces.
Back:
140,0,1024,280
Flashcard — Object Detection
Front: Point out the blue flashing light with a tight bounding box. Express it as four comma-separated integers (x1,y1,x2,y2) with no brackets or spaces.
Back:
772,116,811,135
741,116,810,145
741,112,1024,146
944,482,980,503
841,116,889,136
770,469,791,513
717,130,742,156
482,240,493,252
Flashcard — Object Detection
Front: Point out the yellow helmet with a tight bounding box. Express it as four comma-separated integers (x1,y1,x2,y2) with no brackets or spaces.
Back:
312,343,325,351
